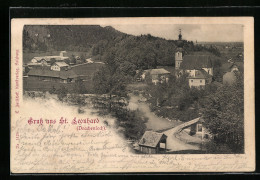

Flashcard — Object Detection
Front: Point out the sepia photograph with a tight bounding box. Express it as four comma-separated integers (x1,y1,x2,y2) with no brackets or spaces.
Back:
11,18,254,173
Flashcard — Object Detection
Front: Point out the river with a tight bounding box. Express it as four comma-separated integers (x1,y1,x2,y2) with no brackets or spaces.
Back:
127,93,181,131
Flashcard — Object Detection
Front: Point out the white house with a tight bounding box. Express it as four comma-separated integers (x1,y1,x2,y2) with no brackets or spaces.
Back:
51,62,69,71
187,69,212,89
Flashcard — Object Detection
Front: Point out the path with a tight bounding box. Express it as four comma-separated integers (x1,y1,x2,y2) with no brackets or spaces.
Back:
162,118,201,151
128,93,201,152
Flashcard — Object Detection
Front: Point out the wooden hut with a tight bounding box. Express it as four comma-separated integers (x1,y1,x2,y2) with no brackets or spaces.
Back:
138,131,167,154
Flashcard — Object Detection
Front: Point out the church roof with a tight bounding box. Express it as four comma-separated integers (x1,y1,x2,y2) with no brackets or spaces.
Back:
180,55,213,69
138,131,167,148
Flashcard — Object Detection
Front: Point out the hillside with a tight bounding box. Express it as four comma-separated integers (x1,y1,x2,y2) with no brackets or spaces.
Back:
23,25,221,69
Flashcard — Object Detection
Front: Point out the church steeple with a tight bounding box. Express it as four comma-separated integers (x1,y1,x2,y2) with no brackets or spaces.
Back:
175,29,184,70
178,29,182,40
176,29,184,48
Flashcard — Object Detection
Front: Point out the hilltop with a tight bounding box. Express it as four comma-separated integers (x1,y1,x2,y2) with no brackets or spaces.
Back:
23,25,221,68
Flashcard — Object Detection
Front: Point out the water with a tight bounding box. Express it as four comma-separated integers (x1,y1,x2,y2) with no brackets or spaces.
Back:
127,94,180,131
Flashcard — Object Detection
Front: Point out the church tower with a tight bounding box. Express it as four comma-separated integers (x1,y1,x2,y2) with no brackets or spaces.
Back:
175,29,184,69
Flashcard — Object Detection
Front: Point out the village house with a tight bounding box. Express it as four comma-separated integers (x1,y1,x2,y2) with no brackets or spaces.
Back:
187,69,212,89
30,51,70,65
50,62,70,71
141,68,170,85
222,62,243,85
138,131,167,154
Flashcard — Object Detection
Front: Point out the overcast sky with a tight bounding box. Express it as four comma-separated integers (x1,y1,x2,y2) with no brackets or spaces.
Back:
107,24,244,42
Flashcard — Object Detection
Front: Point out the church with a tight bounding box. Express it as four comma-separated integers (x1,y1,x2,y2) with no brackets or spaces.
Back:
174,29,213,89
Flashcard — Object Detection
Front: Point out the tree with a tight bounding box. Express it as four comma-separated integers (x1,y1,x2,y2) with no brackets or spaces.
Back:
200,73,244,153
70,54,76,64
92,66,127,112
80,53,86,63
57,85,68,102
115,108,147,140
73,78,87,94
118,61,137,77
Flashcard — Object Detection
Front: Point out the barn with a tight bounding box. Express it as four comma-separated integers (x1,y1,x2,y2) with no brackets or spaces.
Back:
27,66,78,83
138,131,167,154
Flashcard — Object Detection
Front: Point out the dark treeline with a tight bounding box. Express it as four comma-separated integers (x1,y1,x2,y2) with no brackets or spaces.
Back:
23,25,221,69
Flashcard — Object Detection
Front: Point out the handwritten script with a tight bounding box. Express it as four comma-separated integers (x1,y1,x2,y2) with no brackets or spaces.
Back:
11,116,253,173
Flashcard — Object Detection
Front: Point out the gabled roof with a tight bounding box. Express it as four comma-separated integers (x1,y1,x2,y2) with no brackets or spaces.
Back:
145,68,170,75
138,131,167,148
28,67,78,79
180,55,213,69
221,62,244,72
187,69,212,79
32,56,69,62
230,62,243,71
54,62,69,67
156,66,176,75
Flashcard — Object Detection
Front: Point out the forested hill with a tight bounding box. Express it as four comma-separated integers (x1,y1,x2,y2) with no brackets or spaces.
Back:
23,25,220,68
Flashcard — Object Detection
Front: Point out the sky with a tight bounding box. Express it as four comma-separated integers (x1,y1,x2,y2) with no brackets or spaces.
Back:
106,24,244,42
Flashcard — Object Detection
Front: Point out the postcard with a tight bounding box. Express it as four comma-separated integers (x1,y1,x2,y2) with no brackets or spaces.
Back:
10,17,255,173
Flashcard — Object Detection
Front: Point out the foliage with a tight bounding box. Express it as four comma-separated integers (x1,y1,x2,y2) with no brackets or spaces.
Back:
49,85,56,94
113,108,147,140
200,73,244,153
93,66,127,97
80,53,86,63
70,54,76,64
73,79,87,94
57,85,68,101
203,141,233,154
23,25,220,68
91,95,147,140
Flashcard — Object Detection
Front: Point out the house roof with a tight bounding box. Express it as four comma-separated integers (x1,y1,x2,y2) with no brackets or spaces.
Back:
156,66,176,75
138,131,167,148
54,62,69,67
146,68,170,75
28,67,78,79
221,62,243,72
187,69,211,79
180,55,213,69
32,56,69,62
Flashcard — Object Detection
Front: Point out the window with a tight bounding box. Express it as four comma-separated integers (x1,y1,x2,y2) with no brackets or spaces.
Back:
200,80,202,83
191,80,193,83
